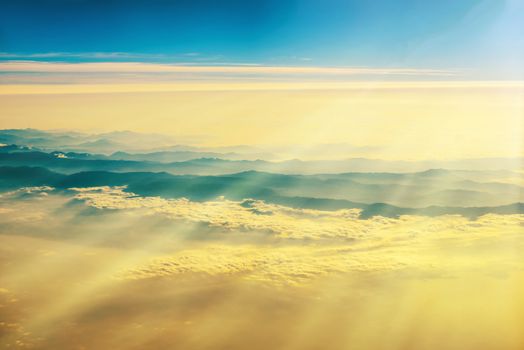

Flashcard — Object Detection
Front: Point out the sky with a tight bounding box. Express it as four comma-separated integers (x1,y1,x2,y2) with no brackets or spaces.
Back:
1,0,523,73
0,0,523,159
1,3,524,347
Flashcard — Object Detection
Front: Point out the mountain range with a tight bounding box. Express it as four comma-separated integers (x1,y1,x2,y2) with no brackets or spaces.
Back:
0,129,522,218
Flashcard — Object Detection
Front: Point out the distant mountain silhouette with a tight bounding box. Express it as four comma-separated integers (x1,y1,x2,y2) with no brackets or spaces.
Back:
0,166,65,190
2,149,522,207
1,129,522,171
0,129,522,210
0,166,522,219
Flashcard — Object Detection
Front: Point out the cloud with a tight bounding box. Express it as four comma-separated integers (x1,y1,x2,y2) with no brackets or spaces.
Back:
1,185,523,350
0,60,454,76
0,60,465,91
119,243,420,286
71,186,524,241
1,186,523,287
71,186,380,240
0,186,54,200
0,52,188,60
1,80,522,96
65,187,524,285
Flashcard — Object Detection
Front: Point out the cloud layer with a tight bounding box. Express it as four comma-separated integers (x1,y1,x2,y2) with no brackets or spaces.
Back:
0,61,454,76
1,186,524,349
68,186,524,285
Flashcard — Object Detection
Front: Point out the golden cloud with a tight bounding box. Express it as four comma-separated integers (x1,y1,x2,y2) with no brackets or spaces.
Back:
69,187,524,286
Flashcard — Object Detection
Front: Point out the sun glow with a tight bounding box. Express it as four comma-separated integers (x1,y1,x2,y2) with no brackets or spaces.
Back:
1,0,523,349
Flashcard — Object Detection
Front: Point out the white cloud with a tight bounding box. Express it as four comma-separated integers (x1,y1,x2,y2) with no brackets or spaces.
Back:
0,60,454,76
66,187,524,285
1,186,522,287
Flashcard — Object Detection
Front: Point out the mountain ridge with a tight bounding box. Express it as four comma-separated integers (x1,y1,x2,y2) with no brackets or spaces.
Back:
1,166,522,219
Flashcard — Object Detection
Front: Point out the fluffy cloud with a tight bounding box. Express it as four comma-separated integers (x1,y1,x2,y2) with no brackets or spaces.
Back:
72,186,523,240
1,186,524,349
67,187,524,286
1,186,522,287
0,186,54,200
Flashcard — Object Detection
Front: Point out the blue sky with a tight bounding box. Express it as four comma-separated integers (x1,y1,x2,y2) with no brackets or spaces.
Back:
0,0,522,77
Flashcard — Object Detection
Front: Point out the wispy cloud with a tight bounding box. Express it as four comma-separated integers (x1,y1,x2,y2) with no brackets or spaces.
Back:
1,81,522,96
69,186,524,285
0,52,192,60
73,186,524,242
0,60,455,76
3,186,522,286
